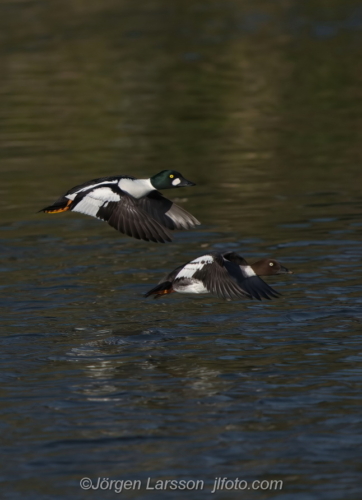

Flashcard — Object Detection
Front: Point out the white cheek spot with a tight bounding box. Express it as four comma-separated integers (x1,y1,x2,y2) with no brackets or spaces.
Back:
172,178,181,186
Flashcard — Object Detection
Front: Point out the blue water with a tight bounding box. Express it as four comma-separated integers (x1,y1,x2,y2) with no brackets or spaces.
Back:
1,1,362,499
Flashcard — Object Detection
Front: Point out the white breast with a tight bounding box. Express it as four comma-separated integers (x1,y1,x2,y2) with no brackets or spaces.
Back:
174,280,209,294
118,178,154,198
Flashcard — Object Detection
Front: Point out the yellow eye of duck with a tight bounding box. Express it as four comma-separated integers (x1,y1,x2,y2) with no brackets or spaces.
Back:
269,262,274,266
170,174,174,178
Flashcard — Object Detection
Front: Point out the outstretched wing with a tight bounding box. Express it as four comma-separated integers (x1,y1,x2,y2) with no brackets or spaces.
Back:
177,254,251,300
223,259,281,300
69,184,172,243
96,195,172,243
236,274,280,300
40,177,196,243
138,191,200,230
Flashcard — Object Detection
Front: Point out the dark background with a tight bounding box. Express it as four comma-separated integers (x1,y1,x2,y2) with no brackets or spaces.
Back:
1,1,362,499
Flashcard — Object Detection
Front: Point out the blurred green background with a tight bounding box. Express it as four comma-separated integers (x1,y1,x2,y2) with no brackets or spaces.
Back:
2,0,362,216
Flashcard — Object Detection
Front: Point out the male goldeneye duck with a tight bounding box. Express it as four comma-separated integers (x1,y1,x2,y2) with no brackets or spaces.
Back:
39,170,200,243
145,252,292,300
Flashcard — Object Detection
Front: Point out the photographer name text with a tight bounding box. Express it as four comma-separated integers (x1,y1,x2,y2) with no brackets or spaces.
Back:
80,476,283,493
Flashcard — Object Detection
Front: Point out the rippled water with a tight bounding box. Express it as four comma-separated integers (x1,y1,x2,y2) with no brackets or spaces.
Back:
1,1,362,499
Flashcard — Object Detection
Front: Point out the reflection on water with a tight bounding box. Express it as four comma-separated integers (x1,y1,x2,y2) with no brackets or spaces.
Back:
1,0,362,499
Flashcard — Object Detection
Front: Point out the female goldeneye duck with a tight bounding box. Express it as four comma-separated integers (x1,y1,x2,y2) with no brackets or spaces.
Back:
145,252,292,301
247,257,293,276
39,170,200,243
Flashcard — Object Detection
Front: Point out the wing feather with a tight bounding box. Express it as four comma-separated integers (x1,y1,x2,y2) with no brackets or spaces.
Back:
192,254,251,300
42,178,194,243
138,191,200,230
223,260,281,300
104,196,171,243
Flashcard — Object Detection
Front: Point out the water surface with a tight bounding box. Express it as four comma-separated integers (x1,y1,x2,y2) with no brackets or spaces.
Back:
1,1,362,499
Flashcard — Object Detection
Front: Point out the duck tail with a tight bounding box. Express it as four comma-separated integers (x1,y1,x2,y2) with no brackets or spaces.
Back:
144,281,174,299
39,198,73,214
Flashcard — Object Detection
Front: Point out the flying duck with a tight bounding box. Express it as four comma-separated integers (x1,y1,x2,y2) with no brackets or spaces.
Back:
145,252,292,300
40,170,200,243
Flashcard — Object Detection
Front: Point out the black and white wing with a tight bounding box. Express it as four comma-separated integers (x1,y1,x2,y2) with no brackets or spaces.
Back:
66,181,172,243
175,254,251,300
138,191,200,230
40,176,198,243
223,255,281,300
96,195,172,243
